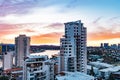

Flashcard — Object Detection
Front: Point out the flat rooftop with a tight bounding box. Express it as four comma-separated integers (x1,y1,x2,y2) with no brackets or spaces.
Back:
56,72,94,80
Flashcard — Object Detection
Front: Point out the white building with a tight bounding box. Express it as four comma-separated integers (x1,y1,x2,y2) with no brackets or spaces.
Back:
23,55,54,80
89,62,113,69
87,65,99,76
58,20,87,73
3,51,13,70
56,71,94,80
15,35,30,67
100,66,120,79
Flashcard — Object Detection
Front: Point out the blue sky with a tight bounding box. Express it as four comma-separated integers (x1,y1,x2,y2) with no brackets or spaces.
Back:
0,0,120,46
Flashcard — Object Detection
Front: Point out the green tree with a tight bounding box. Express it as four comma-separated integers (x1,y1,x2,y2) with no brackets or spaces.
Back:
0,76,9,80
11,78,16,80
108,73,114,80
90,66,95,76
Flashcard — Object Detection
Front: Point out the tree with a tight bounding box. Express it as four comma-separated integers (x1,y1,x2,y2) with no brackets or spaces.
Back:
90,66,95,76
0,76,9,80
108,73,114,80
11,78,16,80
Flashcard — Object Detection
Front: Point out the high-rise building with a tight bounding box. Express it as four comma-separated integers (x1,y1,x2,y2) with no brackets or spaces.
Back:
58,20,87,73
23,55,54,80
3,51,13,70
15,35,30,67
103,43,109,49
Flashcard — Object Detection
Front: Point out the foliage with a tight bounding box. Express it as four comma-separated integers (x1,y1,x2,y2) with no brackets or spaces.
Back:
0,76,9,80
90,66,95,76
108,73,115,80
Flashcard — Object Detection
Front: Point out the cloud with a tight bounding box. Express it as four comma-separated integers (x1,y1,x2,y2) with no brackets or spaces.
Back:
88,16,120,42
0,0,68,17
45,23,64,29
0,0,49,16
66,0,79,8
24,29,36,33
0,24,19,37
109,16,120,21
88,31,120,41
31,32,63,45
92,16,102,24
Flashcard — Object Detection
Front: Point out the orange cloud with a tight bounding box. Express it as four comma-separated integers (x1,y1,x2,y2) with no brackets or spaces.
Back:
88,30,120,41
31,32,63,45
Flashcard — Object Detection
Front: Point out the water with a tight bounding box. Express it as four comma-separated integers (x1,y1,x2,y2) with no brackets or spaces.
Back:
0,50,59,67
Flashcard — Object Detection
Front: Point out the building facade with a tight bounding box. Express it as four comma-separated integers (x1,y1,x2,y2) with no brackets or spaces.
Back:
3,51,13,70
58,20,87,73
23,55,54,80
15,35,30,67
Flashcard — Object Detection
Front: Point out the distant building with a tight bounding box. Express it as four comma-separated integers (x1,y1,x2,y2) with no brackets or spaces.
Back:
58,20,87,73
118,44,120,49
56,71,94,80
15,35,30,67
23,55,54,80
100,43,103,48
100,66,120,79
103,43,109,49
112,72,120,80
110,44,118,49
3,51,13,70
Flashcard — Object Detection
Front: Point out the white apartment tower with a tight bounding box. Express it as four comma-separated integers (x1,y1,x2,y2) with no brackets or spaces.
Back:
59,20,87,73
15,35,30,67
23,55,54,80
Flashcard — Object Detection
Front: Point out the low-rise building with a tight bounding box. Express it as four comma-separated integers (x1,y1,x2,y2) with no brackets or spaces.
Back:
4,68,23,80
3,51,13,70
112,72,120,80
56,71,94,80
100,66,120,79
87,65,99,76
23,55,54,80
89,62,113,69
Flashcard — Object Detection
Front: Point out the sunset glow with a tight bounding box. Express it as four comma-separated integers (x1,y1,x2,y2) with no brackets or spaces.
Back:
0,0,120,46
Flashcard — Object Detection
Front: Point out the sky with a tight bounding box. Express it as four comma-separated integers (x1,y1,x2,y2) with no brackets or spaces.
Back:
0,0,120,46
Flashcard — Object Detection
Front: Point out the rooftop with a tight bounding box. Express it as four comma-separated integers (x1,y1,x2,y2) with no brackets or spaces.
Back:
87,65,98,70
100,66,120,72
56,72,94,80
28,55,48,59
4,68,22,73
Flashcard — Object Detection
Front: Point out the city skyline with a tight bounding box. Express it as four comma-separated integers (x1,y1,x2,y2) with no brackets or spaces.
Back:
0,0,120,46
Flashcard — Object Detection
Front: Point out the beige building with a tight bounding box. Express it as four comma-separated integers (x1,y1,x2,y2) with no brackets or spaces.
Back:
15,35,30,67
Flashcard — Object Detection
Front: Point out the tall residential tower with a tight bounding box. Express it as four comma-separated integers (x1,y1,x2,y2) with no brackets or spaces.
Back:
15,35,30,67
58,20,87,73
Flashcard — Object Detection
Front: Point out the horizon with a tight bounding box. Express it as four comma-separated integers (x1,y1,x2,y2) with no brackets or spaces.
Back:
0,0,120,46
